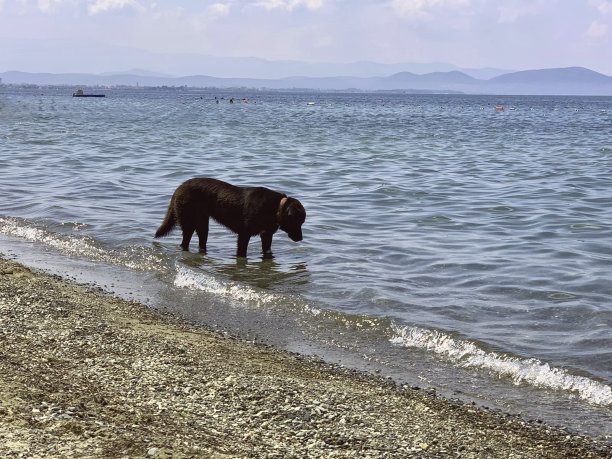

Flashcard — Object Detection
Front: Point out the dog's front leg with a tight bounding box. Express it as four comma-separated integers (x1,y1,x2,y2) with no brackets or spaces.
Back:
260,231,274,257
237,233,251,257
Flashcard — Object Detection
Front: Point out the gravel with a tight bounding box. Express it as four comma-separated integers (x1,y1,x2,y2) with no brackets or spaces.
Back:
0,257,609,458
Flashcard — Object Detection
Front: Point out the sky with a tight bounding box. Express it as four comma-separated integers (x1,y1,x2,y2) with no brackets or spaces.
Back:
1,0,611,75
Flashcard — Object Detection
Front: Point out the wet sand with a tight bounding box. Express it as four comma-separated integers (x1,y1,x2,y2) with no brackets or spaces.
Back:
0,256,609,458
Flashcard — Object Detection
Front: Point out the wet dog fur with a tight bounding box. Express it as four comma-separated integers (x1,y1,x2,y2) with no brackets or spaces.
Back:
155,177,306,257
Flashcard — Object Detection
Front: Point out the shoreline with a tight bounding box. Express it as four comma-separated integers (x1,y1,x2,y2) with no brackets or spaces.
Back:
0,256,609,457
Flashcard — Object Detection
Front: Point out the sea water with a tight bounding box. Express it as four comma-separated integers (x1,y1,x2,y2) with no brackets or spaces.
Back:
0,87,610,437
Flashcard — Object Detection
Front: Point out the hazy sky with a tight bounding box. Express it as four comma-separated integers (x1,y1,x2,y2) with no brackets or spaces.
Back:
1,0,611,74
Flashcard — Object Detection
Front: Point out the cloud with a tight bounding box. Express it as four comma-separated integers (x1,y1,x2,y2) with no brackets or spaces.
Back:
589,0,612,15
497,6,522,23
254,0,328,12
88,0,144,15
208,2,230,16
586,1,611,42
497,0,555,24
391,0,470,18
587,19,608,38
37,0,62,13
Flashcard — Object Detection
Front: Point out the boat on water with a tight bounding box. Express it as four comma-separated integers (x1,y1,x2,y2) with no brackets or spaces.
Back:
72,89,105,98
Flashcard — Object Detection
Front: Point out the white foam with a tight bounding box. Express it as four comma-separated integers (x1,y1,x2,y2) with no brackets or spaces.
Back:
174,266,277,306
390,324,612,406
1,217,103,256
174,266,324,316
0,217,163,271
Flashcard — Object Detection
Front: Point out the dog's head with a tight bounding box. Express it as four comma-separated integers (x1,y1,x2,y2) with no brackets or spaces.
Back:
279,197,306,242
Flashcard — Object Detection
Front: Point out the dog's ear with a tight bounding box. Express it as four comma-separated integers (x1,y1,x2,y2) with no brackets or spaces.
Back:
287,199,306,222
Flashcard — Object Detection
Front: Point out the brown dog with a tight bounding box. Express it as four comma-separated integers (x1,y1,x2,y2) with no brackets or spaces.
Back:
155,177,306,257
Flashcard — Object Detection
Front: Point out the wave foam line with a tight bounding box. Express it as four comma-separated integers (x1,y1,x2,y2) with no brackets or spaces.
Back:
0,217,163,271
390,324,611,406
174,266,323,316
174,266,277,306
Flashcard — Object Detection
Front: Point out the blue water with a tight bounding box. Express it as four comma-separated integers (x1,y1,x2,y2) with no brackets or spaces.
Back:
1,87,610,436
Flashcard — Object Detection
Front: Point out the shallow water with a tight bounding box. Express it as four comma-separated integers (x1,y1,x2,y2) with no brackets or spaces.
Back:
1,87,610,436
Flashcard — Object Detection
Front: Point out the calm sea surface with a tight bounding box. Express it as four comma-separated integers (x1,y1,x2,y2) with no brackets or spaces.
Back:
1,87,610,436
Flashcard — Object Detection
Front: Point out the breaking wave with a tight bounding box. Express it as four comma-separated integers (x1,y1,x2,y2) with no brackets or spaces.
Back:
173,265,323,317
0,217,165,272
174,265,278,306
390,324,612,406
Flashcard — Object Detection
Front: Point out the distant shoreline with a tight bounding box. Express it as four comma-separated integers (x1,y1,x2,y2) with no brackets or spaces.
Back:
3,83,611,97
1,83,463,95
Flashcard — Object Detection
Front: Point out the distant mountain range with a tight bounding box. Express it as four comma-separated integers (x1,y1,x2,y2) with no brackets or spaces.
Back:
2,66,611,95
0,38,512,80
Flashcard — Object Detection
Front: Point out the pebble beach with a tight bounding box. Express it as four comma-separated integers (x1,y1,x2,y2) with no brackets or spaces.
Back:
0,256,609,458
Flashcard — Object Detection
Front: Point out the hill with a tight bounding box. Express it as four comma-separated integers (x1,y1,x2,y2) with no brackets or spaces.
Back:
484,67,612,95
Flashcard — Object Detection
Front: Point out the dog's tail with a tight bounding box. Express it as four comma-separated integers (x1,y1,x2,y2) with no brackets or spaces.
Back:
155,198,177,238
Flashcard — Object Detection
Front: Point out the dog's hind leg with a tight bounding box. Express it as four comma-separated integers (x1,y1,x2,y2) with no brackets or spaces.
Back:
195,217,209,253
237,233,251,258
180,224,195,251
